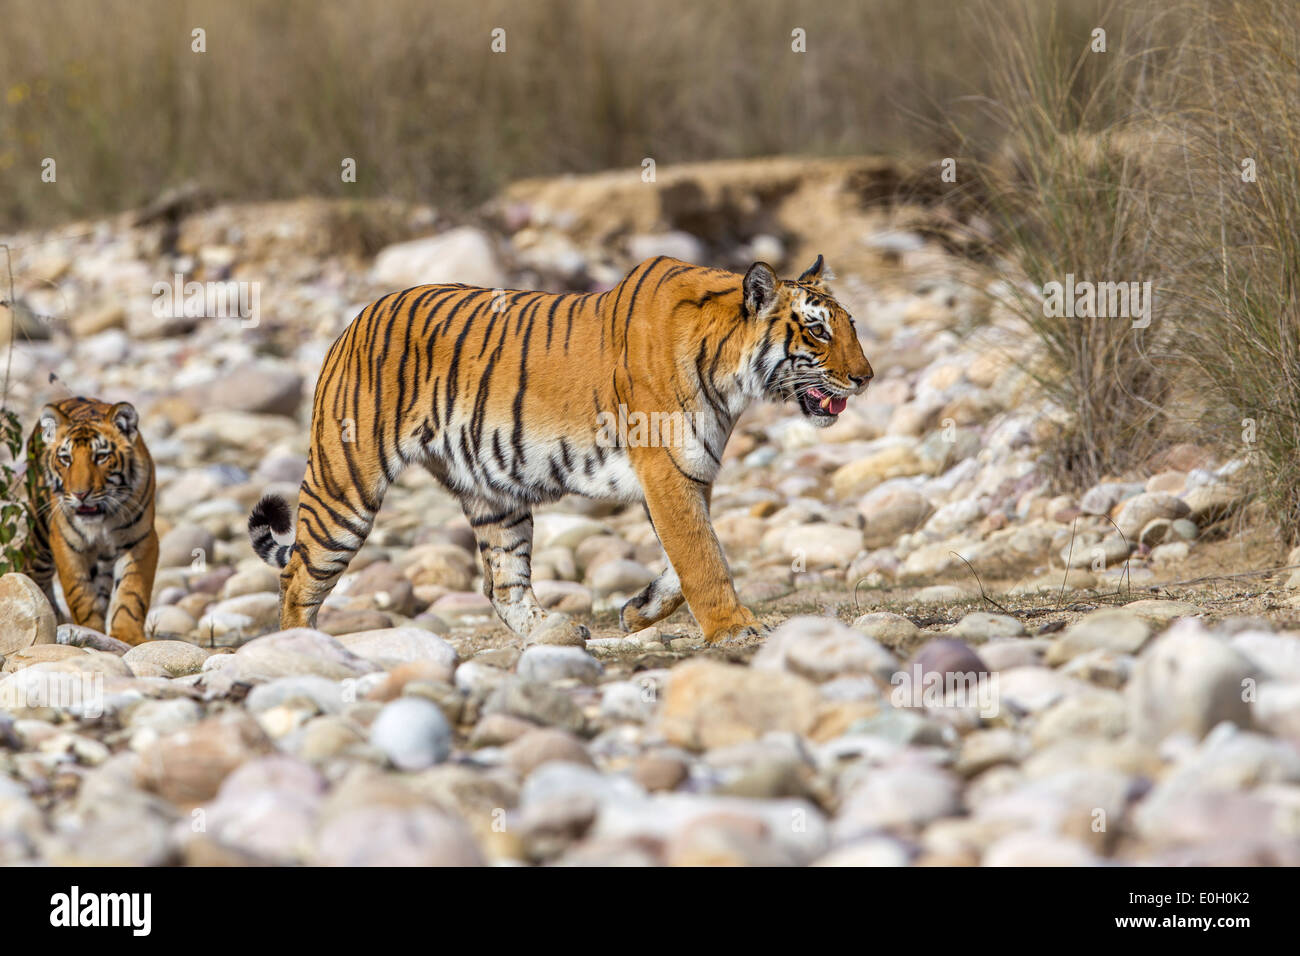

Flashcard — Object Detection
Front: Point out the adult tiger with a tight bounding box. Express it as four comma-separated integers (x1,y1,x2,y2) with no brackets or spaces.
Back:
25,397,158,645
249,255,872,644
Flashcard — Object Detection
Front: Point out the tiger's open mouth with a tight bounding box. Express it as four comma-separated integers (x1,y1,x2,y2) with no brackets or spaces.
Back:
73,503,104,517
797,385,848,420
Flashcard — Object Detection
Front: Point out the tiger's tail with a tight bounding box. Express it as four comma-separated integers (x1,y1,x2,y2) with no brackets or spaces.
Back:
248,494,294,568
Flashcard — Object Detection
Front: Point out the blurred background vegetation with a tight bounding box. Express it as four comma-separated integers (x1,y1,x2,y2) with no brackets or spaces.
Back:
2,0,1127,229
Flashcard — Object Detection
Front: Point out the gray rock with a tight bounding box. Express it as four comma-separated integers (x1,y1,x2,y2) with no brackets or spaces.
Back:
955,727,1030,775
1133,725,1300,853
1252,681,1300,739
982,832,1102,866
532,579,593,616
369,697,453,770
600,680,657,723
123,640,209,677
1115,492,1191,540
626,231,705,264
585,558,656,597
0,573,57,656
517,645,603,685
1139,518,1172,547
43,802,177,865
194,756,325,863
913,584,975,604
485,678,585,734
948,611,1026,643
127,698,203,733
1128,619,1256,743
1122,599,1205,627
335,627,457,676
847,709,956,747
453,659,510,697
218,567,280,600
591,792,829,866
910,638,987,680
57,625,131,654
754,615,898,682
232,628,381,682
145,605,197,640
504,727,594,777
997,666,1088,714
313,806,484,866
246,675,348,715
197,593,284,646
851,612,923,654
1059,648,1135,689
1078,481,1142,516
837,763,963,830
157,523,216,569
371,227,504,289
1032,690,1127,745
979,638,1047,671
1232,631,1300,681
175,359,303,417
525,612,589,647
1046,609,1151,665
813,838,912,867
858,486,933,548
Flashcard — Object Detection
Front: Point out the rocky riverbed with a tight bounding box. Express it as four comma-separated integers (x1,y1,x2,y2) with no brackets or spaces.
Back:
2,158,1299,865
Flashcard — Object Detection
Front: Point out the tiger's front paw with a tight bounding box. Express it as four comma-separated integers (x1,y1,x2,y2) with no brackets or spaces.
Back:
701,609,764,645
110,621,149,647
620,601,655,633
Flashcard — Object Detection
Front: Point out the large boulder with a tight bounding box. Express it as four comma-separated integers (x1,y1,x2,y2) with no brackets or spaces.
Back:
1128,620,1256,743
371,227,505,289
0,573,57,656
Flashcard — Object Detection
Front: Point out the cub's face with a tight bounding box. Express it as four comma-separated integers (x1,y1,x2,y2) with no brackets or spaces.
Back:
745,256,874,427
39,402,141,521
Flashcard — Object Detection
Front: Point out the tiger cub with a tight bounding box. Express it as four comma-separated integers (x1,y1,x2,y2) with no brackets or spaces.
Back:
25,397,158,645
249,256,872,644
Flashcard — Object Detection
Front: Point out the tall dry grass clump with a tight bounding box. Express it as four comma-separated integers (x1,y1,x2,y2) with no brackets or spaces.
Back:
1164,0,1300,541
958,0,1181,489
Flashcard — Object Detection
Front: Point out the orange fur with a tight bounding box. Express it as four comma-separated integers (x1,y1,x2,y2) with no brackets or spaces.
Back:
249,256,872,642
26,397,157,645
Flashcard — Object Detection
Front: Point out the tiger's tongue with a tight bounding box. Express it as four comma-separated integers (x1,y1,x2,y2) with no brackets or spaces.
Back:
820,395,848,415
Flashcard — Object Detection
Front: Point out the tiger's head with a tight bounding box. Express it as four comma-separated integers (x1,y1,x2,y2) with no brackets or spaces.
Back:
743,255,874,427
37,400,143,520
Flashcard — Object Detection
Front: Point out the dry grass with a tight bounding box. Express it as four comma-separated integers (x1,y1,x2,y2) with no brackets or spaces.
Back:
955,0,1183,487
2,0,1121,228
1162,0,1300,541
954,0,1300,538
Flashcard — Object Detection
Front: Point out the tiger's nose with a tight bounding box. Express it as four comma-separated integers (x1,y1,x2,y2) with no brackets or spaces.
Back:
848,372,873,391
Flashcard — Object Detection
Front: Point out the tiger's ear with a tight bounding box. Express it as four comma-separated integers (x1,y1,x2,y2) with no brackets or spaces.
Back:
38,404,68,443
798,254,834,289
743,261,779,318
109,402,139,440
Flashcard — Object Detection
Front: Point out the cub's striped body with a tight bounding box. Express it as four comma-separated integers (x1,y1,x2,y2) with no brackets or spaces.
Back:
249,256,872,643
26,397,158,645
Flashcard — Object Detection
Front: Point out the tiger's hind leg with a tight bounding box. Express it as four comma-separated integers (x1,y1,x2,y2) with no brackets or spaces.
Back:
617,493,696,632
278,456,387,630
462,496,589,644
620,566,684,632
